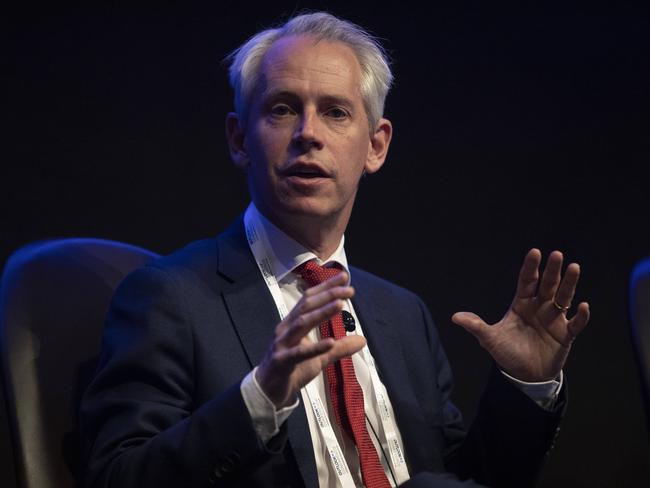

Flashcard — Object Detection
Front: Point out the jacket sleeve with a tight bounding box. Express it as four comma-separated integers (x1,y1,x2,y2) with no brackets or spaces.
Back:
80,266,286,488
417,297,565,488
454,366,564,488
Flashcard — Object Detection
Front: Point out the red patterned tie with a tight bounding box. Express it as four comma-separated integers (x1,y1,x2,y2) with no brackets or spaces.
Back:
295,260,391,488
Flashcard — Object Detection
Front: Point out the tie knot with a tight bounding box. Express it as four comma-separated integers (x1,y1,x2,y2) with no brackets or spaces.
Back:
294,260,343,287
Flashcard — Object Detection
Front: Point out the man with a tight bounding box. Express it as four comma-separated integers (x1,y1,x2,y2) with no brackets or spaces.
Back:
81,12,590,488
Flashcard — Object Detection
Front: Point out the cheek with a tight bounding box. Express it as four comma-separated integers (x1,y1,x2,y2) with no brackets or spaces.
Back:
246,132,283,186
340,134,371,173
250,127,289,164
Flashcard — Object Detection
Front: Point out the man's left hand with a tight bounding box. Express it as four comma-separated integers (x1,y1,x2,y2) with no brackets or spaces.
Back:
452,249,590,382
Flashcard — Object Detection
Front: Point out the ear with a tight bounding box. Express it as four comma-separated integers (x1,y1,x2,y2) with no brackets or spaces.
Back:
364,118,392,175
225,112,249,169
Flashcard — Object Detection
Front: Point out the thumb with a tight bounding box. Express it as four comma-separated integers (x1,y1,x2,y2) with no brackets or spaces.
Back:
452,312,491,345
325,335,366,365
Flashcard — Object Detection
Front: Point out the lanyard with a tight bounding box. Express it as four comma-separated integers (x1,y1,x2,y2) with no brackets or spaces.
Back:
244,206,409,486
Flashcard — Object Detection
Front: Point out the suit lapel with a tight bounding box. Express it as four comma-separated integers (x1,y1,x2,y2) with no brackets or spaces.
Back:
215,217,318,487
217,217,278,367
351,271,432,473
351,275,422,414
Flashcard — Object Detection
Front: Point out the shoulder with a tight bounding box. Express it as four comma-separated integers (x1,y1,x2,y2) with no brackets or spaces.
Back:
350,265,443,358
106,237,220,311
147,237,219,278
138,216,248,284
350,265,425,310
115,216,252,302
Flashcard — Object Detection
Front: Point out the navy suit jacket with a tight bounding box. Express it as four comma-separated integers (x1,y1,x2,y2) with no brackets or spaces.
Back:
81,218,564,488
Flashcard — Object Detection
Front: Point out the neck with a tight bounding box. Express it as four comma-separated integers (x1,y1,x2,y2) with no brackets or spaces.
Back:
256,206,349,260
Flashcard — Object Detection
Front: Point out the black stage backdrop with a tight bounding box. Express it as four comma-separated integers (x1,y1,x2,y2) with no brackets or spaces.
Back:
2,4,649,487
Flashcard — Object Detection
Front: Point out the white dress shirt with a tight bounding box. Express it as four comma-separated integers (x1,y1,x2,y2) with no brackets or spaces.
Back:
239,203,561,488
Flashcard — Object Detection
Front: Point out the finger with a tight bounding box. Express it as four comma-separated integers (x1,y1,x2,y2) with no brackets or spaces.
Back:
515,249,542,299
537,250,564,301
553,263,580,311
274,335,365,368
452,312,492,347
567,302,590,340
273,337,337,367
320,335,366,365
277,284,354,337
302,271,349,297
300,284,355,315
280,299,346,345
257,337,336,405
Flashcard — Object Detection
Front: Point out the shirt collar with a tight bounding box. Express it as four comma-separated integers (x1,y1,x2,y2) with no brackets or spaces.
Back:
246,202,350,283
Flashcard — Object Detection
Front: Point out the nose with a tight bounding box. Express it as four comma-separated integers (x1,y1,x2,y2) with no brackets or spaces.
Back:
292,109,324,151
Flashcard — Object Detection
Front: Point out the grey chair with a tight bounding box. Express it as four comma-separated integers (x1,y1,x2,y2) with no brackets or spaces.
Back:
629,256,650,438
0,238,159,488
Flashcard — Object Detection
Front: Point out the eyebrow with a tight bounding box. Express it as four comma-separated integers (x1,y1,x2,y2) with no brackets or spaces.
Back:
263,90,356,109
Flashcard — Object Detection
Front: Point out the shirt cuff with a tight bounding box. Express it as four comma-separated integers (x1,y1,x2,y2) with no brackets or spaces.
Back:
240,366,299,443
500,369,563,411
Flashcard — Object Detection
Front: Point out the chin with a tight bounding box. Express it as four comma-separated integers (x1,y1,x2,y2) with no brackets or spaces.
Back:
282,201,334,219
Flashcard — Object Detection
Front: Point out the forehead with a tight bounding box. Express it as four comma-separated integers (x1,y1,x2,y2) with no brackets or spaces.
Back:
257,35,363,101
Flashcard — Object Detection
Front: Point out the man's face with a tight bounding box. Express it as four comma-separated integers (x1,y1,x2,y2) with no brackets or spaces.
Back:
230,35,391,229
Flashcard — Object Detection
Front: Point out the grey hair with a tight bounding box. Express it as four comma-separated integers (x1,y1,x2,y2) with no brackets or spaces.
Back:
225,12,393,130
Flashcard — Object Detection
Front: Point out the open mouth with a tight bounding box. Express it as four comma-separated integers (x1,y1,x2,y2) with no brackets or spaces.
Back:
288,170,325,178
282,162,330,179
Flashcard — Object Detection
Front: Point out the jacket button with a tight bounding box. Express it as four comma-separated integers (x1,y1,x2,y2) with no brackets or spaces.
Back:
221,452,242,473
213,452,242,478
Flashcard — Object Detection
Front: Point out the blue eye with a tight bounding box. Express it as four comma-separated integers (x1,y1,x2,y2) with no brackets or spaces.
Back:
270,104,293,116
326,107,349,119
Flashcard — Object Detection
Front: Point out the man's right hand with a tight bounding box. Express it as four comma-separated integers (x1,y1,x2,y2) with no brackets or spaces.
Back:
255,271,365,408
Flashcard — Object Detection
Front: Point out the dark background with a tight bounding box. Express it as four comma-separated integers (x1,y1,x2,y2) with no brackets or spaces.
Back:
2,3,649,487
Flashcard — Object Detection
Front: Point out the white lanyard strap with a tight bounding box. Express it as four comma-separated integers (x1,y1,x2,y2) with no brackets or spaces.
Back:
360,349,409,481
244,217,290,319
244,206,409,486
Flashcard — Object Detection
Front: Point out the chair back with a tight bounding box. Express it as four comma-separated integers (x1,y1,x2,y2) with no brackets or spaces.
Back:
630,257,650,438
0,238,159,488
